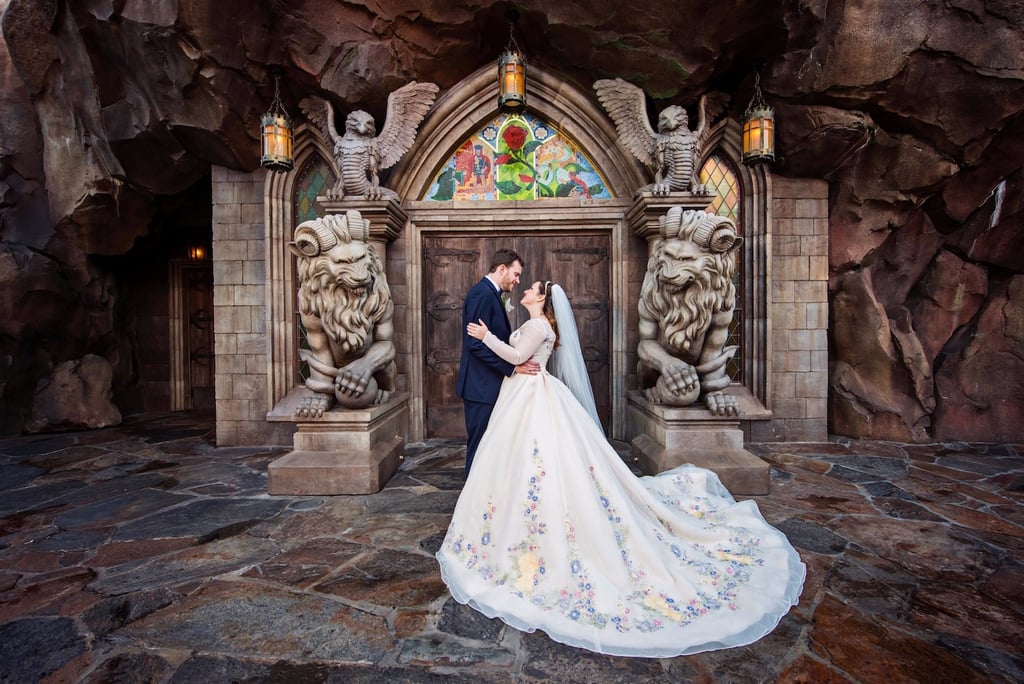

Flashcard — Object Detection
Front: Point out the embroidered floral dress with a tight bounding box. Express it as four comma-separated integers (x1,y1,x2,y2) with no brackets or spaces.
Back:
436,317,805,657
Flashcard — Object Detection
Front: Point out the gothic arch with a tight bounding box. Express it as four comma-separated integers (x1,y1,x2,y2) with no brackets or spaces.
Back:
264,123,334,410
387,64,652,440
700,119,772,406
392,63,647,199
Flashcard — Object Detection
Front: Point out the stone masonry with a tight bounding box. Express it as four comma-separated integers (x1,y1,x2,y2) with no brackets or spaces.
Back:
754,177,830,442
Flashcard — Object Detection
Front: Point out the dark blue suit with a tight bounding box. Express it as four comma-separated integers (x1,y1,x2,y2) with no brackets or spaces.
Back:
457,277,514,474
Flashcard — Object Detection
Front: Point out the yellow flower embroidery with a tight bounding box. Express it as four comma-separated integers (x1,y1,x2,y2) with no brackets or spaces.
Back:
515,552,540,592
714,550,755,565
643,592,676,619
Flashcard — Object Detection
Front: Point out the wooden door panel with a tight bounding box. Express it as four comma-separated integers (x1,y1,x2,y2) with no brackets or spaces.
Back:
422,239,482,437
422,234,610,438
185,265,215,410
522,236,611,428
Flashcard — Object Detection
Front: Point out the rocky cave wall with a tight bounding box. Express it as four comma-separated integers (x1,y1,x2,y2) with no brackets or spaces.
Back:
0,0,1021,441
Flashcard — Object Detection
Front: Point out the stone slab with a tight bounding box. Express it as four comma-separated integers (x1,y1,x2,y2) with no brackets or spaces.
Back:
292,403,407,452
631,433,771,495
267,435,404,495
267,387,410,426
268,389,409,452
627,388,772,422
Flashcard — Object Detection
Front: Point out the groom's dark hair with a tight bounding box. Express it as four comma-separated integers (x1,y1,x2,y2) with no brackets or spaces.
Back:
488,248,523,273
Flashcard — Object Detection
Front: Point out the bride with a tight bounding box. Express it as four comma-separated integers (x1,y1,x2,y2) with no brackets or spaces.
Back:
435,280,805,657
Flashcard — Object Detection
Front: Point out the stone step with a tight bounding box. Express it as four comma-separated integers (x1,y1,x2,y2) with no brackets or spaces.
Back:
268,435,404,495
631,433,771,495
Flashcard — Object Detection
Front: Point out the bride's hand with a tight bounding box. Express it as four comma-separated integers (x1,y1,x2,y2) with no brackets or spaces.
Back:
467,319,488,340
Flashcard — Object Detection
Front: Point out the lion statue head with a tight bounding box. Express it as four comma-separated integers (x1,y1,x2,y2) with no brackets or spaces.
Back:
639,208,741,357
292,211,391,358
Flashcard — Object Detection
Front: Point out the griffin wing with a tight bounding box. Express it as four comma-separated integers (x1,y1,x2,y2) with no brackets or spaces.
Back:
593,78,658,168
374,81,440,170
299,96,341,144
694,91,730,151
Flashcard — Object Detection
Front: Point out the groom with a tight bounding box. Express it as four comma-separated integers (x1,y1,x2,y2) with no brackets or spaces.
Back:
457,248,539,475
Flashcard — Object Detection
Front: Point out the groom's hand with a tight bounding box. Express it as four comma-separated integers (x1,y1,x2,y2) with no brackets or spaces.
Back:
516,360,541,375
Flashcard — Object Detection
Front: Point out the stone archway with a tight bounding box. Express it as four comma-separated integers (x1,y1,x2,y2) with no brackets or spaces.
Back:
264,124,335,412
249,64,792,447
389,64,648,441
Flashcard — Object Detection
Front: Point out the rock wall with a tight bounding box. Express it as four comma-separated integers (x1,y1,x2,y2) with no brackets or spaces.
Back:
0,0,1021,440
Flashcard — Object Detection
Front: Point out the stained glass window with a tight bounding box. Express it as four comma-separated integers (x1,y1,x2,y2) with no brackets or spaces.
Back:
700,153,743,382
700,154,740,222
293,154,336,384
424,113,612,201
295,155,334,222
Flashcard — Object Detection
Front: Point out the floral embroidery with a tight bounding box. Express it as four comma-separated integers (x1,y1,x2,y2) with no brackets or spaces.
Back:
514,552,541,592
446,498,498,581
443,440,775,634
507,442,548,591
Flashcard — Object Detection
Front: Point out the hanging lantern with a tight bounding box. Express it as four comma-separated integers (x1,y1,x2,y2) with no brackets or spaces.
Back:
742,74,775,166
187,245,208,261
260,71,294,173
497,21,526,111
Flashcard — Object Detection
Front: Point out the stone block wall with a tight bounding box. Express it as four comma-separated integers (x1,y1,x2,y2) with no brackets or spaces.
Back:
211,166,293,446
751,177,830,441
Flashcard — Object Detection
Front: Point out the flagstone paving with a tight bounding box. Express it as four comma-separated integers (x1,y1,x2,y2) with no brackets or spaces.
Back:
0,411,1021,683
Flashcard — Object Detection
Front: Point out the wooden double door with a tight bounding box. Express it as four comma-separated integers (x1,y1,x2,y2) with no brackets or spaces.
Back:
423,233,610,438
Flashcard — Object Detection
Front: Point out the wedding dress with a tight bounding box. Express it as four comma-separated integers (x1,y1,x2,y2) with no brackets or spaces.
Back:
436,309,805,658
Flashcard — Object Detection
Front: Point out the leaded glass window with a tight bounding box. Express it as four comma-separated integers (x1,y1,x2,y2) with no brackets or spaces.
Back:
700,153,743,382
293,154,336,384
424,113,612,201
700,153,740,222
295,156,334,222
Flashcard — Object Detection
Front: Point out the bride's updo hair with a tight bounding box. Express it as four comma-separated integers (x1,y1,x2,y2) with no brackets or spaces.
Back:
541,280,560,348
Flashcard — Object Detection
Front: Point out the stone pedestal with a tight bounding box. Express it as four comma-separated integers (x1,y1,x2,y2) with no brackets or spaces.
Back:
267,388,409,495
627,390,770,495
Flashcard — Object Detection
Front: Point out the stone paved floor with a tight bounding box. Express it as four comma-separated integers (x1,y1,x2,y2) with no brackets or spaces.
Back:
0,411,1022,683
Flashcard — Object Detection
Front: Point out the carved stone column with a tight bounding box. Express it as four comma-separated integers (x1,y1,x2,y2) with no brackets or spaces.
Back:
318,198,407,265
266,198,409,495
626,192,771,495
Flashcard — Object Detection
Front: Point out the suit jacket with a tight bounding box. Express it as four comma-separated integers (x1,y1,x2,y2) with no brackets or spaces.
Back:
456,277,515,404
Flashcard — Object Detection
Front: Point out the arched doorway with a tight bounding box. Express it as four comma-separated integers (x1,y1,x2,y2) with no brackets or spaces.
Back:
419,222,612,437
391,64,646,440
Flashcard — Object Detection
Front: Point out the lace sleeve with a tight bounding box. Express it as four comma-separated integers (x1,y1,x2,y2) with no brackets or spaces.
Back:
482,319,549,366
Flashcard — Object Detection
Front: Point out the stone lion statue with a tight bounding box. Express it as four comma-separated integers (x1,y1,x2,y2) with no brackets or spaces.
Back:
290,210,396,417
637,207,743,415
300,81,438,200
593,78,717,196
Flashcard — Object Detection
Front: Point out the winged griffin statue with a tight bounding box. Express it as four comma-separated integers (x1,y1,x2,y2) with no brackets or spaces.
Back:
300,81,439,200
593,78,715,196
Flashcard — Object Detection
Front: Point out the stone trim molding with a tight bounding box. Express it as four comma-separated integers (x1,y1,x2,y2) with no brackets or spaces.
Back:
264,124,334,411
391,63,647,201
